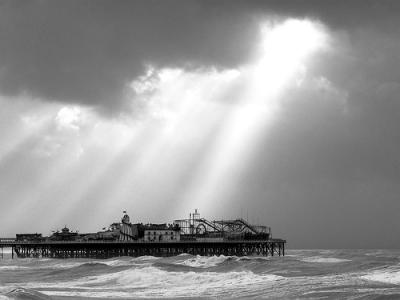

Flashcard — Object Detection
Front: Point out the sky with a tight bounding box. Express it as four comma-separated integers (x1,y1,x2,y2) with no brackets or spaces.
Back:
0,0,400,248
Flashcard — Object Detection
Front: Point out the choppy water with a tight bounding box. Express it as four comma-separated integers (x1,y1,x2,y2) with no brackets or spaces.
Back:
1,249,400,299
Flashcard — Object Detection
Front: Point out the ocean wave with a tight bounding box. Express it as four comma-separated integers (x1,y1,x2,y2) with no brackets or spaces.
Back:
130,255,161,261
364,250,400,259
237,256,272,262
42,290,133,298
102,258,133,267
39,261,89,270
105,266,283,296
362,268,400,285
38,259,121,270
2,287,52,300
0,259,94,271
17,265,285,298
0,266,30,270
4,250,400,299
102,256,159,267
80,262,109,267
174,255,231,268
300,256,351,263
46,262,111,278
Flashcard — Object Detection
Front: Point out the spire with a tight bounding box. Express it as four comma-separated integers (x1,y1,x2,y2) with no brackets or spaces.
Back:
122,210,130,224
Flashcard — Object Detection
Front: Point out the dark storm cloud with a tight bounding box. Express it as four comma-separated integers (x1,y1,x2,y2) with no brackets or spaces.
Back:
1,0,399,113
1,0,400,248
0,0,260,112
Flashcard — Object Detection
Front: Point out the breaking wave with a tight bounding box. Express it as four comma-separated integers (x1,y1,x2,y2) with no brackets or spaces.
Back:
40,267,285,298
1,288,51,300
0,266,30,270
362,266,400,285
300,256,351,263
1,250,400,299
174,254,231,268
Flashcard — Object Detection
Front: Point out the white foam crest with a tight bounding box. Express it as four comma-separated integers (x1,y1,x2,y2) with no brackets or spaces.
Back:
0,266,30,270
35,259,114,269
362,268,400,285
175,255,230,268
42,261,88,269
42,290,131,298
102,256,159,267
102,259,133,267
0,287,12,299
0,259,79,271
131,255,160,261
365,250,399,258
0,287,52,300
19,266,285,298
116,266,284,297
0,260,89,270
301,256,351,263
237,256,272,261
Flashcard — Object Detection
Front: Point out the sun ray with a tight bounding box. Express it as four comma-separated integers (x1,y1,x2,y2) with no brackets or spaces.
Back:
179,19,329,214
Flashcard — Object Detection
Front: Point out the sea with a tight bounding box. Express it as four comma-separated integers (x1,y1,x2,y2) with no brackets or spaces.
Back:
1,249,400,299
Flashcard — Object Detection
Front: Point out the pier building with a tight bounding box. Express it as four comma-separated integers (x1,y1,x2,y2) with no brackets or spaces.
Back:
144,224,181,242
0,210,286,259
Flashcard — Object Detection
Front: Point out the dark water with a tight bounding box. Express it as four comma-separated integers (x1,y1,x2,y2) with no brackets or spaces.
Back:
1,249,400,299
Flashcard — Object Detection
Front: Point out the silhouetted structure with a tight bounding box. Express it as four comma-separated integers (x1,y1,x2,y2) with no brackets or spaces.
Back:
0,210,286,259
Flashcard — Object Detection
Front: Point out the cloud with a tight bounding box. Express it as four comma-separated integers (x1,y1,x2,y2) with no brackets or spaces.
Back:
0,1,262,113
2,0,398,114
55,107,82,131
1,2,400,248
0,17,340,239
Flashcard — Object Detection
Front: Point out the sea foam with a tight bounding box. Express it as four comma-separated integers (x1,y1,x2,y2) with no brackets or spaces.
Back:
175,254,230,268
19,265,285,298
0,266,30,270
362,269,400,285
300,256,351,263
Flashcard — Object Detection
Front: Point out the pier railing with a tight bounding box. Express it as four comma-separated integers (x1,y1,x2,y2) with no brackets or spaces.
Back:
0,238,285,245
0,238,286,259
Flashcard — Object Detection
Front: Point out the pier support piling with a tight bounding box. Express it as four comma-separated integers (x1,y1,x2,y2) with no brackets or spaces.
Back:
1,239,286,259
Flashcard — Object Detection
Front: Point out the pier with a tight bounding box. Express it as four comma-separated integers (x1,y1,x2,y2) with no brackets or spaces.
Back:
0,238,285,259
0,210,286,259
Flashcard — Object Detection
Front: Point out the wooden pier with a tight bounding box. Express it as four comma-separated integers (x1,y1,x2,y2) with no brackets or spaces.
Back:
0,238,286,259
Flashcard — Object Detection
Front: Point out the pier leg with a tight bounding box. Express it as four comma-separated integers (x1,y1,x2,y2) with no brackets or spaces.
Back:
12,247,14,259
